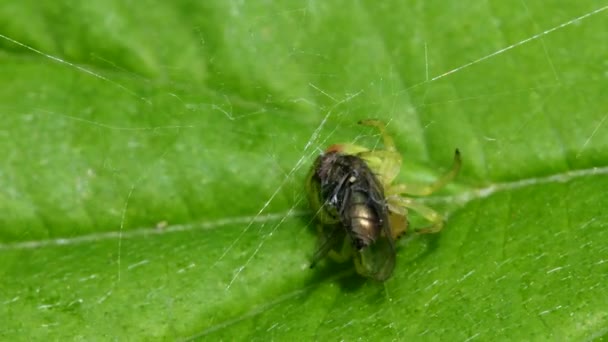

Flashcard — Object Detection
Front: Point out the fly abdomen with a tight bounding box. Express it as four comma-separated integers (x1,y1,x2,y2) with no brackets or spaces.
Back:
347,191,381,249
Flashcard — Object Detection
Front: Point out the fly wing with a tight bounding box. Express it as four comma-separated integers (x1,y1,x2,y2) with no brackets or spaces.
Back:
375,191,397,281
375,193,397,281
354,233,395,281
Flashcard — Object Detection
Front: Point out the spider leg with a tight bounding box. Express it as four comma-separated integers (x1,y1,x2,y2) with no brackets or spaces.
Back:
387,196,445,234
385,149,461,197
328,236,353,263
358,119,397,151
385,198,410,239
356,120,402,184
357,150,402,185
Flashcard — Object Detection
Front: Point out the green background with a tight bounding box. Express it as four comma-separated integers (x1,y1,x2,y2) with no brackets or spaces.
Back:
1,1,607,340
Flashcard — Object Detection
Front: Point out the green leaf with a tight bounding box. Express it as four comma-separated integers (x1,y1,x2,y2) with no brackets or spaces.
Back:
1,1,607,340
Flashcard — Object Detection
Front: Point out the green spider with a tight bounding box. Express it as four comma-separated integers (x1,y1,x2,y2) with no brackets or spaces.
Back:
306,120,461,281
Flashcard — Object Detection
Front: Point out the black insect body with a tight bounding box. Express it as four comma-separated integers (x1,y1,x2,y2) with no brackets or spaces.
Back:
306,119,462,281
315,152,391,251
309,151,396,280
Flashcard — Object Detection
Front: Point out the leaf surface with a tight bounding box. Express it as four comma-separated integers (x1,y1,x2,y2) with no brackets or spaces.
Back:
1,1,607,340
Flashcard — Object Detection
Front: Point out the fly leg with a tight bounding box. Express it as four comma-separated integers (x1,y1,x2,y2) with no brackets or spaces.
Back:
310,225,350,268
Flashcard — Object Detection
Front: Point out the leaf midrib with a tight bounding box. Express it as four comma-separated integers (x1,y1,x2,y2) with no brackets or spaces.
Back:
1,164,606,250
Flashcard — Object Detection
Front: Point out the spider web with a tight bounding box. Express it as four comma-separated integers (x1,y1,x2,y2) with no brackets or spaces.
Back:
0,1,607,340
